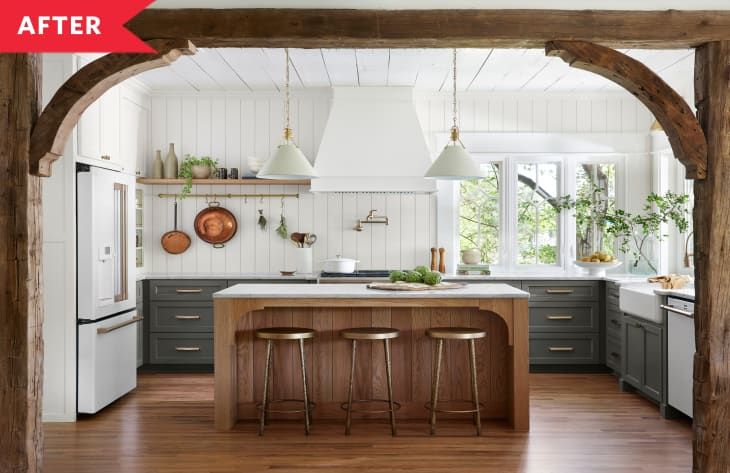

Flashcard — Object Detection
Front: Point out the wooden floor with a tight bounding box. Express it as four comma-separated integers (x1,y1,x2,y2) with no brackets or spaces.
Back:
44,373,692,473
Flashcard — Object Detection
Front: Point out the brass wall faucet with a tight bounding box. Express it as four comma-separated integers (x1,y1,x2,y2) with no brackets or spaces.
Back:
355,209,389,231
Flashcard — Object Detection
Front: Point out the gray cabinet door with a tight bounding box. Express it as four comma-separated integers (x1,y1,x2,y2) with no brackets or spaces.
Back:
623,317,644,387
136,302,144,367
643,322,663,401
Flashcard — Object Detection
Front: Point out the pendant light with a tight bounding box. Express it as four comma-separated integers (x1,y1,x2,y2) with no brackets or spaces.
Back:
258,48,317,180
425,49,483,180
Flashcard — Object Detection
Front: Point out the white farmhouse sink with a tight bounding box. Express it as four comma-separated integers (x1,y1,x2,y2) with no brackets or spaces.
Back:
619,283,663,323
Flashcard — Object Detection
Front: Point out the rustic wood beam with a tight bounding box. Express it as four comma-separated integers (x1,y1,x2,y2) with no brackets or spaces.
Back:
29,39,195,177
692,40,730,473
546,40,707,180
0,53,43,473
126,9,730,49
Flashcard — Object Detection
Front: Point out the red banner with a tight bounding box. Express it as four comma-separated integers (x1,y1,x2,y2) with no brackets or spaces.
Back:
0,0,154,53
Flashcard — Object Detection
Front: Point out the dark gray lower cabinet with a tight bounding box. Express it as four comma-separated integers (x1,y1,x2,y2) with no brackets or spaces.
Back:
136,280,144,368
527,281,601,366
622,314,664,402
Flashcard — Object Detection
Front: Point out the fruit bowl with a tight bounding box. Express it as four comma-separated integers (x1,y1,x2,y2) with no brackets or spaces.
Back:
574,260,622,276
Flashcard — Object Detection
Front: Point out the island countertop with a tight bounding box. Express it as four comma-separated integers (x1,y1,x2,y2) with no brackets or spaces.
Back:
213,282,530,299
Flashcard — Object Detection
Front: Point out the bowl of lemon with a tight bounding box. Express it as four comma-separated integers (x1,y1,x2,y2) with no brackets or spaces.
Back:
574,252,622,276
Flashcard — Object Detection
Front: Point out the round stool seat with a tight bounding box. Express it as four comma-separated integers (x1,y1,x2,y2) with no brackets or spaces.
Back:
427,327,486,340
256,327,315,340
341,327,401,340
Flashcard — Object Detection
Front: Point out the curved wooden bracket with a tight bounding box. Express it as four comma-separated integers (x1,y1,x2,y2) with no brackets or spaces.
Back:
546,40,707,180
30,38,196,177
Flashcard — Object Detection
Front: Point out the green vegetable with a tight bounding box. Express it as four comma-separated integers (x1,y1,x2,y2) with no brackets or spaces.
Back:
389,270,406,282
414,265,430,276
423,271,443,286
404,271,423,283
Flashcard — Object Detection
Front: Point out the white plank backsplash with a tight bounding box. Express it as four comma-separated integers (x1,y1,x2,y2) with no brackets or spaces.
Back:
145,185,437,273
144,90,654,275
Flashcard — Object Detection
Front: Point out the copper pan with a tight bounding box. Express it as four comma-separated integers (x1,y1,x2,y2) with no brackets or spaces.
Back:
161,200,191,254
194,200,237,248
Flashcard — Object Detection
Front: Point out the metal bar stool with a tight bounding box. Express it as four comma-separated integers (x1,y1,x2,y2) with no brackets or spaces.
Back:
340,327,401,435
255,327,315,436
426,327,486,436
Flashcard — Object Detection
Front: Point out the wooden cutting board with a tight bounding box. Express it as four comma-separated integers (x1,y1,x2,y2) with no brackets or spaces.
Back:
367,281,466,291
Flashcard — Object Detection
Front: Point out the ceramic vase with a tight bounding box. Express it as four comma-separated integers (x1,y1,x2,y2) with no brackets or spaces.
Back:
164,143,178,179
152,150,164,179
191,165,211,179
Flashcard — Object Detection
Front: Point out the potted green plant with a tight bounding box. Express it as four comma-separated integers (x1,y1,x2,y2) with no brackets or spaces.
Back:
179,155,218,198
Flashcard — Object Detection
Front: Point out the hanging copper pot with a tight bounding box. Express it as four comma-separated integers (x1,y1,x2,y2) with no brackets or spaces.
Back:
161,200,191,255
194,200,237,248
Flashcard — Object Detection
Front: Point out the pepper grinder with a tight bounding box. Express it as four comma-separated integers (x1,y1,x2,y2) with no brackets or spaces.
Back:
430,247,438,271
438,247,446,273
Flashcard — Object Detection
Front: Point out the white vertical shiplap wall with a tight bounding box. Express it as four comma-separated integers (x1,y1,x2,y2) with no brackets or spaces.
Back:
144,90,655,275
145,90,436,273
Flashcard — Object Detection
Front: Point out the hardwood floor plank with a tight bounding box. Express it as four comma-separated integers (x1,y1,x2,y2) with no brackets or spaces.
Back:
44,373,692,473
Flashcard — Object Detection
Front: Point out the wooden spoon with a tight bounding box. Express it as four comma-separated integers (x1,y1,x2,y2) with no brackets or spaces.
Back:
290,232,305,248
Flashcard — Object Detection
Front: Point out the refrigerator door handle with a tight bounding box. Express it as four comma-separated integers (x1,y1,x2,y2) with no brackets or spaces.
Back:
96,315,143,335
113,182,129,303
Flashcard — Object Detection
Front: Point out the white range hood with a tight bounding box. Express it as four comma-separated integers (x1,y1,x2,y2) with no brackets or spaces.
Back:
311,87,436,193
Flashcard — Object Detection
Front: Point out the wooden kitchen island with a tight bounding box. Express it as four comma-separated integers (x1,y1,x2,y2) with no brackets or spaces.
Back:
212,283,530,431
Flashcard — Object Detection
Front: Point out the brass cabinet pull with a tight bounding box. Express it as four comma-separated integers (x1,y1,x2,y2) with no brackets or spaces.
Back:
175,346,201,352
546,315,574,321
548,346,575,352
610,352,620,358
610,319,621,326
175,288,202,294
175,315,201,320
97,315,144,334
545,288,574,294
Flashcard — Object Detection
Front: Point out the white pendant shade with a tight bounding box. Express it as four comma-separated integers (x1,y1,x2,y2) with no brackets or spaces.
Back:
258,141,317,180
425,143,483,180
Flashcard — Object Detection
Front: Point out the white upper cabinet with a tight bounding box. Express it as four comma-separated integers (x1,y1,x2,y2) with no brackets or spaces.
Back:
74,54,150,176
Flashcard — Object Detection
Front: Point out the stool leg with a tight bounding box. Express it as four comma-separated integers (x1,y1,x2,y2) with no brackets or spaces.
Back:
430,339,444,435
345,339,357,435
384,338,396,436
299,338,311,435
259,339,273,436
469,339,481,436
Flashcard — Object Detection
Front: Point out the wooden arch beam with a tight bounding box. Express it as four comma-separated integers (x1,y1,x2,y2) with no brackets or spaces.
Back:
30,38,196,177
546,40,707,180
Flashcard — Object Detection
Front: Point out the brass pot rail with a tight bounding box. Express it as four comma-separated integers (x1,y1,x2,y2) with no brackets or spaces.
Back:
157,193,299,199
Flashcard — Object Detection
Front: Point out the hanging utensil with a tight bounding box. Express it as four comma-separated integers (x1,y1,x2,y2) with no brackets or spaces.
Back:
290,232,305,248
304,233,317,247
161,200,191,255
194,199,238,248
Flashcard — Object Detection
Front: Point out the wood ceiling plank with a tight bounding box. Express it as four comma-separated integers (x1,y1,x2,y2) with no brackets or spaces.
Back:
413,49,450,90
387,49,422,87
320,49,358,86
355,49,390,86
288,49,331,88
134,67,199,92
216,48,279,90
167,55,224,91
190,48,250,91
128,9,730,49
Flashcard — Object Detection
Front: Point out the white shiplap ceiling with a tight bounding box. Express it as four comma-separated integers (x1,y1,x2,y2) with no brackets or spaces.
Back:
134,48,694,94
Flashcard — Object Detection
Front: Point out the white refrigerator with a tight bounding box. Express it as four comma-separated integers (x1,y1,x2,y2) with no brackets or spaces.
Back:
77,164,140,414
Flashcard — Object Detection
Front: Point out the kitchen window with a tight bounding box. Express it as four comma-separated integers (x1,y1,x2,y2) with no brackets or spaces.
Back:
456,155,621,271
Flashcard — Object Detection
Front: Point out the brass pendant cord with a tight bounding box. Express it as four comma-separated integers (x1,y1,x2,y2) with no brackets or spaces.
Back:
284,48,292,141
452,48,458,132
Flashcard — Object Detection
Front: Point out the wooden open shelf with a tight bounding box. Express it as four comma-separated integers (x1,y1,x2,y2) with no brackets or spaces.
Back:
136,178,310,186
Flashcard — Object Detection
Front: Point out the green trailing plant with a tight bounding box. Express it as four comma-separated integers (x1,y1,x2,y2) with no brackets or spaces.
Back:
178,154,218,198
557,189,689,273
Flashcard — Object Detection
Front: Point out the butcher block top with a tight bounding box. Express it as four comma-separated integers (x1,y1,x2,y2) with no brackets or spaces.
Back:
213,283,529,300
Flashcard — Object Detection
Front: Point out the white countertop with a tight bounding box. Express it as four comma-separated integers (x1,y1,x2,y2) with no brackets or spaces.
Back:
655,287,695,300
138,271,649,284
213,283,530,299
